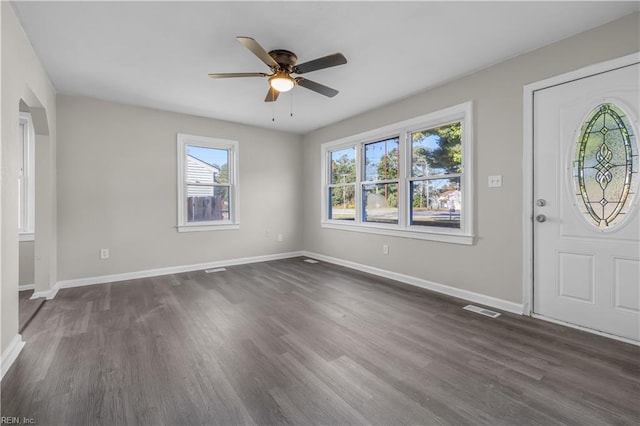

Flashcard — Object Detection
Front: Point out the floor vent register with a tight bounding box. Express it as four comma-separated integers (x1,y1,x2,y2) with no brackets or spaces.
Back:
205,267,227,273
463,304,501,318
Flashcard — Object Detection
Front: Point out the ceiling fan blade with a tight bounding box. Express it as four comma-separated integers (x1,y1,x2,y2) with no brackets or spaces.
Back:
208,72,268,79
236,36,279,68
264,87,280,102
294,53,347,74
296,77,339,97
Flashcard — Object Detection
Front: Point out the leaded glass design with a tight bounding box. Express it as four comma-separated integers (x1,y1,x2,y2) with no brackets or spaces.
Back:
573,103,638,229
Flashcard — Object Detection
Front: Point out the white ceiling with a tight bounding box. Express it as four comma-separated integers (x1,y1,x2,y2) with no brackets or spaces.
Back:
12,1,639,134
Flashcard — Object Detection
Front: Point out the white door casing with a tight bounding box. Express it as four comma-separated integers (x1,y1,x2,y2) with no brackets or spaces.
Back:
532,62,639,342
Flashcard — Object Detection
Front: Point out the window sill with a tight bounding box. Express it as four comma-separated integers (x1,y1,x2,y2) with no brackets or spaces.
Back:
177,223,240,233
19,232,35,242
320,221,474,245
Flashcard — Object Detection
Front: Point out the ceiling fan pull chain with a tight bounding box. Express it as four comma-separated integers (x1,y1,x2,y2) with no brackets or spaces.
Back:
272,101,275,122
290,91,294,118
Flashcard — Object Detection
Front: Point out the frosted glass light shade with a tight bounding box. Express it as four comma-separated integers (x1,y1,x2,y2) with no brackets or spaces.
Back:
269,74,295,92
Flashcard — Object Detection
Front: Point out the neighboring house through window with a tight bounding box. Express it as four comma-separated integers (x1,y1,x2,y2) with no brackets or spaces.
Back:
321,101,474,245
19,112,35,241
177,133,239,232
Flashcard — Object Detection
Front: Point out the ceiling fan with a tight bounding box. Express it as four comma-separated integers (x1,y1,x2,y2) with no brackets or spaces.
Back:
208,36,347,102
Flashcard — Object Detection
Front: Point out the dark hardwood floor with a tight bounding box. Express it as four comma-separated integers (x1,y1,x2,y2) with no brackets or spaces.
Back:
2,257,639,425
18,289,46,334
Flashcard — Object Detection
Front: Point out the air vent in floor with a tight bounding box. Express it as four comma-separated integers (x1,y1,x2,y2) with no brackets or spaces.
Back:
463,304,501,318
205,267,227,273
304,259,319,264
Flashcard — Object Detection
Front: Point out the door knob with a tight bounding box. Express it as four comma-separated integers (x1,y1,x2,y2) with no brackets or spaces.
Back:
536,214,546,223
536,199,546,207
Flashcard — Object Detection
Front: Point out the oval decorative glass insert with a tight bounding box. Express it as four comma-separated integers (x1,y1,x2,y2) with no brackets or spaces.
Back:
574,103,638,229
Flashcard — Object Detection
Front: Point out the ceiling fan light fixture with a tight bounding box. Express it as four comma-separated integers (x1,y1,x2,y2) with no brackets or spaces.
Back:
269,72,295,92
209,37,346,101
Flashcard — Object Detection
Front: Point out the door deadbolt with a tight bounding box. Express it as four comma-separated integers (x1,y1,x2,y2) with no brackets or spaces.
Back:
536,199,546,207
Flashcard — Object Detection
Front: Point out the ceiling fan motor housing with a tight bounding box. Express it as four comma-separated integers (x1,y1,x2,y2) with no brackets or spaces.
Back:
268,50,298,72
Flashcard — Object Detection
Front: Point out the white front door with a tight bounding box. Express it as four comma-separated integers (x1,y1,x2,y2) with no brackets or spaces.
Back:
533,62,639,342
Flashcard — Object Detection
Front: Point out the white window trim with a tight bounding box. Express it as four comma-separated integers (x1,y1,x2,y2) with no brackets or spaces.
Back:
19,112,35,240
177,133,240,232
321,101,474,245
19,233,35,242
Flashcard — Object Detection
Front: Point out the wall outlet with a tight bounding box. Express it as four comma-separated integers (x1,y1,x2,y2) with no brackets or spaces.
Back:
488,175,503,188
100,248,109,260
382,244,389,255
277,233,283,242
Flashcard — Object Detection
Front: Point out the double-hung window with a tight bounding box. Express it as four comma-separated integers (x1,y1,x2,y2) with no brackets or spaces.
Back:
328,147,357,221
363,137,400,224
19,112,35,241
322,101,473,245
409,122,463,228
177,134,239,232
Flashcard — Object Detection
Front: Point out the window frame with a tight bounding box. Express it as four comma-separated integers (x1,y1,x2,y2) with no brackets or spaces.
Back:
321,101,474,245
327,146,357,221
362,137,401,225
19,112,35,241
177,133,240,232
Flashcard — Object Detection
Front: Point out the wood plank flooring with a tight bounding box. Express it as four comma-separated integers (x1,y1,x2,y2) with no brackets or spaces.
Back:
2,257,639,425
18,290,46,334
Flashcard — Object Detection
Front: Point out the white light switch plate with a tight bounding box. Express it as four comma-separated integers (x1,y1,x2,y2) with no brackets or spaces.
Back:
488,175,503,188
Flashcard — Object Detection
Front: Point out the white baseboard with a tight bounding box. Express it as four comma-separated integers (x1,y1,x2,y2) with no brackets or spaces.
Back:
302,251,524,315
19,284,35,291
48,251,305,296
34,249,523,316
1,335,25,381
30,284,59,300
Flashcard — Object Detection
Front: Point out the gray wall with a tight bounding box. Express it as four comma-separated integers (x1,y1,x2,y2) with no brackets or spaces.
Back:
301,12,640,304
57,96,303,281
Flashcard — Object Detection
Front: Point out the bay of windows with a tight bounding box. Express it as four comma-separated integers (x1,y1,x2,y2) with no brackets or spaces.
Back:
321,102,474,245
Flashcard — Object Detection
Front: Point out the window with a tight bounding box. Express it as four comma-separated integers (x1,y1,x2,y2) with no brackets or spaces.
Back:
321,102,473,245
410,122,462,229
328,147,356,221
177,134,239,232
19,113,35,241
363,137,399,224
